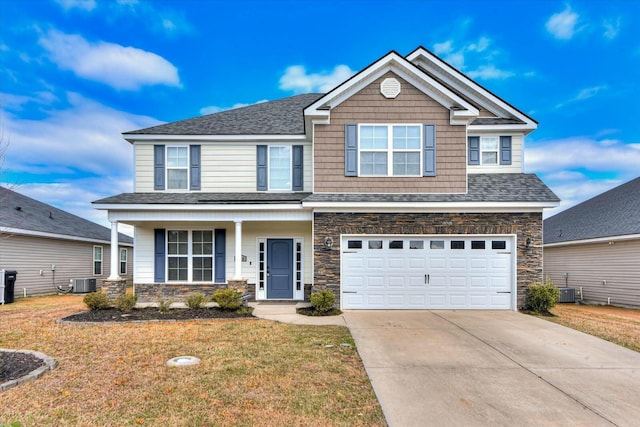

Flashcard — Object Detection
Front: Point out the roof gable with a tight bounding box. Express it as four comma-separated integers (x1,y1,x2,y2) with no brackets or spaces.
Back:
0,186,133,244
544,176,640,244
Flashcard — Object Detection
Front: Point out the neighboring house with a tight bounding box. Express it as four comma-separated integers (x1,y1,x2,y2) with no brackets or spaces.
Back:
0,186,133,297
544,177,640,308
94,47,559,310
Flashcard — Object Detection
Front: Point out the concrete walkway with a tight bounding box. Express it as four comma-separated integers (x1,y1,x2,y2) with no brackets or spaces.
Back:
250,302,346,326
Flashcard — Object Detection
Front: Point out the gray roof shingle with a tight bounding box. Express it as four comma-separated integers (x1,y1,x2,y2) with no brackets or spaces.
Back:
1,186,133,244
93,174,558,206
544,176,640,244
124,93,323,136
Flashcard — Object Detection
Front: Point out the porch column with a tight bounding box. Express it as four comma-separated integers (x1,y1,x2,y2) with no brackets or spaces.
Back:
234,220,242,279
108,220,120,280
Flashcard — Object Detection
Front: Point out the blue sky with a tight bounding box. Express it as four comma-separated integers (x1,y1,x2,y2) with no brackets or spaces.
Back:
1,0,639,233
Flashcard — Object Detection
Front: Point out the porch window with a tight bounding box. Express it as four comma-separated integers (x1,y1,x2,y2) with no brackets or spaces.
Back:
192,231,213,281
166,146,189,189
168,231,188,281
167,230,214,282
359,124,421,176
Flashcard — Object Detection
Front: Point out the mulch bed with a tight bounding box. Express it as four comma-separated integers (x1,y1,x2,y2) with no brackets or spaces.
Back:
61,307,255,322
296,307,343,317
0,351,45,383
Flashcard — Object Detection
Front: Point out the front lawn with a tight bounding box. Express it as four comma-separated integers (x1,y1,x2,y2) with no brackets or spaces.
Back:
543,303,640,353
0,295,386,426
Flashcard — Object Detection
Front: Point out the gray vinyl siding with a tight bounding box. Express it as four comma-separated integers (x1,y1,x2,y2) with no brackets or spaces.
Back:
0,234,133,298
543,239,640,308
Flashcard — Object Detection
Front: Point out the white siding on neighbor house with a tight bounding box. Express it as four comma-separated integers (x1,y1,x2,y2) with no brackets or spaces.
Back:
135,142,312,193
133,222,313,286
0,234,133,297
468,134,523,174
544,239,640,308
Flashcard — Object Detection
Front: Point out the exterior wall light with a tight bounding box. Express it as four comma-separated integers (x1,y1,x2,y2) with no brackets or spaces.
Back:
324,237,333,250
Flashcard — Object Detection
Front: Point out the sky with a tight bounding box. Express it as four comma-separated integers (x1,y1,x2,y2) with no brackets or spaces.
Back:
1,0,639,235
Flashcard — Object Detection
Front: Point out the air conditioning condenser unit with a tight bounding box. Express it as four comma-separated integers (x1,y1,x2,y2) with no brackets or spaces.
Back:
71,278,97,293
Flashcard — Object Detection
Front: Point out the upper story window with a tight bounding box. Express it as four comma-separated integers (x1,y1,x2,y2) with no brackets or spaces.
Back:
480,136,499,165
359,124,421,176
269,146,292,190
468,135,512,166
167,146,189,189
257,145,304,191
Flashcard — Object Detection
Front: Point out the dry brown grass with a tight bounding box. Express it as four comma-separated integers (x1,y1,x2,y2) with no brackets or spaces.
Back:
544,303,640,353
0,295,386,426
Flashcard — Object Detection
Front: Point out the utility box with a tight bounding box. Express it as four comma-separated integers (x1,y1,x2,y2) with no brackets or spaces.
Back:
557,287,575,303
71,278,97,293
1,270,18,304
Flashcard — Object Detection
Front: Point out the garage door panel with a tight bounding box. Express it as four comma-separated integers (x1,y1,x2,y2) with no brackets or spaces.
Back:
387,257,406,269
367,276,385,287
388,276,405,287
367,257,385,269
449,258,467,269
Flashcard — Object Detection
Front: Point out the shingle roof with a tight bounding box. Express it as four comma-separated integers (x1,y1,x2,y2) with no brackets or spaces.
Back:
0,186,133,244
544,176,640,244
124,93,324,136
93,174,558,206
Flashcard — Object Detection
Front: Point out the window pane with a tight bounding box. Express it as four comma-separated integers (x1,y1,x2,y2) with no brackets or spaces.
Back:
481,137,498,151
168,231,188,255
389,240,403,249
451,241,465,249
269,146,291,190
430,240,445,249
482,152,497,164
360,125,387,149
347,240,362,249
410,240,424,249
120,249,126,262
392,125,421,149
192,231,213,255
368,240,383,249
492,240,507,250
393,152,420,175
471,241,486,249
360,152,387,175
167,147,188,167
94,246,102,260
167,169,188,189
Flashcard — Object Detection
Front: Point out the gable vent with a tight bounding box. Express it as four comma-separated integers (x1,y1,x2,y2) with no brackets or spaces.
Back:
380,78,401,98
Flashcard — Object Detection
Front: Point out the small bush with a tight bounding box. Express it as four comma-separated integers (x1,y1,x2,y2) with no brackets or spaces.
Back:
83,290,111,311
211,289,242,310
185,292,206,309
310,290,335,313
115,293,138,312
157,295,173,313
525,278,561,314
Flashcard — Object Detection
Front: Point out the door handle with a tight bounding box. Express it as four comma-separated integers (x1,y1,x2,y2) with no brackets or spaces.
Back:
425,274,429,284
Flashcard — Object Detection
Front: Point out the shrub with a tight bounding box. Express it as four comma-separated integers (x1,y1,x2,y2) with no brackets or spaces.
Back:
157,295,174,313
310,290,335,313
211,288,242,310
115,293,138,312
185,292,206,309
83,290,111,311
525,278,561,314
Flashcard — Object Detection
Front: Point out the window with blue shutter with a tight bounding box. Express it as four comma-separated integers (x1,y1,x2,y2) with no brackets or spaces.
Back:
154,228,165,282
500,136,512,165
292,145,303,191
190,145,201,190
423,124,436,176
154,145,165,190
468,137,480,165
345,124,358,176
256,145,268,190
214,229,226,283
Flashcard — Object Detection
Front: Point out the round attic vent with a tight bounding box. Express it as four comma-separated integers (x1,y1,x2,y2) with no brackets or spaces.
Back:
380,77,401,98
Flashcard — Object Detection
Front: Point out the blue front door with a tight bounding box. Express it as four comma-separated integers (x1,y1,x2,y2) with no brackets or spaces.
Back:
267,239,293,299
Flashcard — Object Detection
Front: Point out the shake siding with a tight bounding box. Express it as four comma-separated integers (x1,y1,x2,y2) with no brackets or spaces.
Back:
544,239,640,307
314,72,467,193
0,234,132,297
468,134,524,174
135,143,312,192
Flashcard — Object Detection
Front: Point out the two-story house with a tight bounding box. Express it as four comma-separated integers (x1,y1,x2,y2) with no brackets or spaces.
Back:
94,47,559,310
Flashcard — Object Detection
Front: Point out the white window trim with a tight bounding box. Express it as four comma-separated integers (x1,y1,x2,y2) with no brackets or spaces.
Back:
357,124,423,177
267,145,293,191
479,135,499,166
93,245,103,276
166,229,215,283
166,145,190,191
119,248,127,276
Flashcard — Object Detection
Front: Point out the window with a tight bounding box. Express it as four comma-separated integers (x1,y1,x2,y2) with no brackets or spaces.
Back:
492,240,507,250
410,240,424,249
167,230,214,282
93,246,103,275
389,240,404,249
359,124,421,176
192,231,213,281
451,241,465,250
480,136,499,165
347,240,363,249
430,240,445,249
119,248,127,275
167,146,189,189
168,231,188,281
368,240,383,249
471,241,486,250
269,146,291,190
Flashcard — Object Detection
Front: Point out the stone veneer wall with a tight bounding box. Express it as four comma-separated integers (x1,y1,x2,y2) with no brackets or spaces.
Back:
314,212,543,309
135,280,248,303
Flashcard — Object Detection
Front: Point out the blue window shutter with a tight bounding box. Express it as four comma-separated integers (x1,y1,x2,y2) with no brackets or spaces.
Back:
423,124,436,176
292,145,303,191
345,124,358,176
256,145,268,190
154,229,165,282
500,136,512,165
468,137,480,165
214,229,226,283
190,145,201,190
154,145,165,190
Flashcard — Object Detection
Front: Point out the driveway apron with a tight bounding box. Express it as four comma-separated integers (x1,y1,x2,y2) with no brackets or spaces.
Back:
343,310,640,427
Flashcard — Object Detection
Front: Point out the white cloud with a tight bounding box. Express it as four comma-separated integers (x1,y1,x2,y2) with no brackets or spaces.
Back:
200,100,268,115
54,0,96,11
39,30,181,90
546,6,580,40
279,65,355,94
554,85,608,109
467,65,514,80
431,37,515,81
603,17,621,40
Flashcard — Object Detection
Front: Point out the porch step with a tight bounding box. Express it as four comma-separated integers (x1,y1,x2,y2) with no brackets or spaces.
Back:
251,302,309,316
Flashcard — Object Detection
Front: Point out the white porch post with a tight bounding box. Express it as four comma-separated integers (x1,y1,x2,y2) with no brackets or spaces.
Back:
108,220,120,280
234,220,242,279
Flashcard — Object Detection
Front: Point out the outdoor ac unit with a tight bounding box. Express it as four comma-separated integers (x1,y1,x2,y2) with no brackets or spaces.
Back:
71,278,97,294
557,287,575,303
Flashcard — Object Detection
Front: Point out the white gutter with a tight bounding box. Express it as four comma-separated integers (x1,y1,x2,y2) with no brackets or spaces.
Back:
544,233,640,247
0,227,133,246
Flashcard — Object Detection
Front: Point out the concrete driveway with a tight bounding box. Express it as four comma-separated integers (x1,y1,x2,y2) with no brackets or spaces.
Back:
343,310,640,427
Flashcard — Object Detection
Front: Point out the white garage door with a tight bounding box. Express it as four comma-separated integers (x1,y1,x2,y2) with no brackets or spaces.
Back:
341,235,514,310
